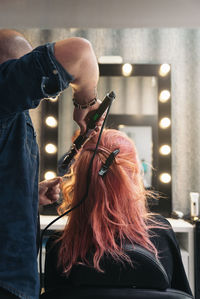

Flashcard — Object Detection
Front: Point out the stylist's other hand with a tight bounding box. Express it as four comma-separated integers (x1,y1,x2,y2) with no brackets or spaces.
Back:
39,177,62,206
73,99,103,134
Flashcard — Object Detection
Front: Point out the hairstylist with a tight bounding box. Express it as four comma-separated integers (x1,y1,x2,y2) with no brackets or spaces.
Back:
0,29,99,299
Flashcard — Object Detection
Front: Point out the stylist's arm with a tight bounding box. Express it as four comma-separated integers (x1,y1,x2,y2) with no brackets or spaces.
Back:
54,37,100,134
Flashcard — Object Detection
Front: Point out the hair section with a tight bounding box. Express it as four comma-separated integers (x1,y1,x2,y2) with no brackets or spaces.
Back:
58,129,164,275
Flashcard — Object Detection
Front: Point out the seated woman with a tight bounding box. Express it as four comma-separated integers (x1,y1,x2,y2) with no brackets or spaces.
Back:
44,129,192,296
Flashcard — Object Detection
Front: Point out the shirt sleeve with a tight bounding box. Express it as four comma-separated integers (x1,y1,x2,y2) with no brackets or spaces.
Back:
0,43,74,117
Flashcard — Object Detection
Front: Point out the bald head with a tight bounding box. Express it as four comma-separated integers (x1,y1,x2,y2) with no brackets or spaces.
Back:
0,29,32,64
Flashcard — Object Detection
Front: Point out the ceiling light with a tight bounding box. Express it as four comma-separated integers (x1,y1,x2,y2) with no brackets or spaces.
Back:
98,56,123,64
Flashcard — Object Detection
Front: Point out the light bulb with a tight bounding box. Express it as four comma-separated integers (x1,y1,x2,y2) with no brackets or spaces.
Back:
160,173,171,183
159,145,171,155
45,143,57,154
159,90,171,103
98,56,123,63
49,96,58,102
44,171,56,180
122,63,133,76
159,117,171,129
45,116,57,128
159,64,170,77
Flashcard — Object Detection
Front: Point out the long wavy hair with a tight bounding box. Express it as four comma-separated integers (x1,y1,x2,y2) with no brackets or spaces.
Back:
57,129,162,275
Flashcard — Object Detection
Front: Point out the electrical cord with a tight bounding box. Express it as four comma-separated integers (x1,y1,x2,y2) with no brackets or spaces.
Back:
39,100,113,293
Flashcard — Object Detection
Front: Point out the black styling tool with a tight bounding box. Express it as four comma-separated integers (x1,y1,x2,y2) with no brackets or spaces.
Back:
60,91,116,172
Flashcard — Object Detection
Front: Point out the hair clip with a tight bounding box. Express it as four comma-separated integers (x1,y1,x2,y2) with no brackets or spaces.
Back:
98,149,120,177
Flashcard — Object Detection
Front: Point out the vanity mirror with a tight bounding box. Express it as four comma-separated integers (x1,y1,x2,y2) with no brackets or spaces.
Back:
99,63,171,216
40,63,171,217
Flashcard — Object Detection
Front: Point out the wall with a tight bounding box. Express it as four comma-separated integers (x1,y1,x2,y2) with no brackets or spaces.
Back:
1,0,200,28
19,28,200,215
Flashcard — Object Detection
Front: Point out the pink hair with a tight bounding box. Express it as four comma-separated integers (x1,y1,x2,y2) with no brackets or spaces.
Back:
58,129,163,275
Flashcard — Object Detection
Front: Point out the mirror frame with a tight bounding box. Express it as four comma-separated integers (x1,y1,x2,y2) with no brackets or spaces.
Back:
99,63,171,216
40,63,171,217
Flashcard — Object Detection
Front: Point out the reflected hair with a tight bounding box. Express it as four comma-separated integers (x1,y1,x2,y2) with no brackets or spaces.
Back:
57,129,163,275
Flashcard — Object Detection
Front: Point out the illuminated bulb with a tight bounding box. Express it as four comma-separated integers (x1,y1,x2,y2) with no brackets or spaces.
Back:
45,116,57,128
159,90,171,102
44,171,56,180
160,173,171,183
159,117,171,129
122,63,133,76
159,145,171,155
159,64,171,77
49,96,58,102
45,143,57,154
118,124,125,129
98,56,123,63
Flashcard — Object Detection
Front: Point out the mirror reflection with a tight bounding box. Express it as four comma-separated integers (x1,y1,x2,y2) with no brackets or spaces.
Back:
98,76,158,115
119,125,153,188
58,76,158,159
58,76,158,190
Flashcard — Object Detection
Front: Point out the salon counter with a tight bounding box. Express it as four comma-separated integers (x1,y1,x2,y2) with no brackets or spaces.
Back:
39,215,194,232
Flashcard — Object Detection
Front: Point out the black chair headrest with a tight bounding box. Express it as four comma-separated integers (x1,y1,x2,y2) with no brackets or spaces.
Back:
69,244,169,290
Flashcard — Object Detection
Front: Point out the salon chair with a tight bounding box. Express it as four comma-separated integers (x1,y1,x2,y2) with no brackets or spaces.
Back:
41,245,194,299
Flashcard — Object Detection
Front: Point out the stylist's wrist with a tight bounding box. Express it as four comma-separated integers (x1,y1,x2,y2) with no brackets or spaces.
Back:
71,84,98,104
73,99,101,134
72,97,98,109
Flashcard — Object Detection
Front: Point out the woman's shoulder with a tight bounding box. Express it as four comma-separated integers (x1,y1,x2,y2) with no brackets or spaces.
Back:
147,214,174,237
149,214,172,227
147,214,180,248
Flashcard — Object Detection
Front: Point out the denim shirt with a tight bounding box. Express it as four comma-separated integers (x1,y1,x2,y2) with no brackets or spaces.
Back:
0,43,73,299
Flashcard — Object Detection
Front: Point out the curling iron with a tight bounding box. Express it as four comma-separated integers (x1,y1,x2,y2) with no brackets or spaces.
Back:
59,91,116,172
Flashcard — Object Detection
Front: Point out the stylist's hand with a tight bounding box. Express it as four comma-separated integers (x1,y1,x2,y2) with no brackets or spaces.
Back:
39,177,62,206
73,99,103,134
